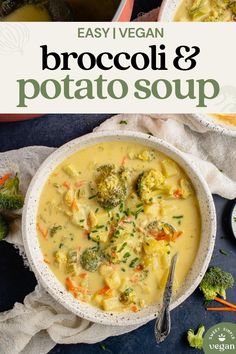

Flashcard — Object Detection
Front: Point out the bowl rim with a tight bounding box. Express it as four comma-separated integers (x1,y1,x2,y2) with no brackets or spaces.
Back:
158,0,177,22
113,0,133,21
22,131,216,326
230,201,236,240
189,114,236,137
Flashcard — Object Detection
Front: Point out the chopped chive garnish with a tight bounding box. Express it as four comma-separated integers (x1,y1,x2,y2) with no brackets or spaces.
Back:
124,208,131,216
95,208,99,214
133,208,144,219
121,268,126,272
100,344,107,351
172,215,183,219
118,242,127,253
89,194,97,200
219,249,228,256
136,203,143,208
123,252,131,259
50,225,62,237
119,203,124,212
96,225,105,229
119,120,128,125
129,258,140,268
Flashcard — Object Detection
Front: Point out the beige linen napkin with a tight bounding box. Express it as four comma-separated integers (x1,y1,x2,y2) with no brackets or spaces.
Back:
0,114,235,354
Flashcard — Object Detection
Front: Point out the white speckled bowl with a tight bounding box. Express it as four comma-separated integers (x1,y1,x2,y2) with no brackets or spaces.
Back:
22,131,216,326
158,0,179,22
189,114,236,137
231,202,236,240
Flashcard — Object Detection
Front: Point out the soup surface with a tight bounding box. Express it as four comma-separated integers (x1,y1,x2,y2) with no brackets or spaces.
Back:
210,114,236,127
37,141,201,313
0,0,120,22
174,0,236,21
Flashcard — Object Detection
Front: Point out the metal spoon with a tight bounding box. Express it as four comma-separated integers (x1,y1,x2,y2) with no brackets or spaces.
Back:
154,253,178,344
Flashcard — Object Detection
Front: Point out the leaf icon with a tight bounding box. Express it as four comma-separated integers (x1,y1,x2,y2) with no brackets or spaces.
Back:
0,23,29,55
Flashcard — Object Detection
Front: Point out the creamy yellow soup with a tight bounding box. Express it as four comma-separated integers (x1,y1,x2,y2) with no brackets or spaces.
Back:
210,114,236,127
37,141,201,313
174,0,236,21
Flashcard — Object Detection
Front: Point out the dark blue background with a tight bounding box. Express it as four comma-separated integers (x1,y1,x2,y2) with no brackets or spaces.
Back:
0,114,236,354
0,1,236,353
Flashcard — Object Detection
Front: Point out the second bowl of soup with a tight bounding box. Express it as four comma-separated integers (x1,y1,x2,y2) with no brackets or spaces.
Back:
159,0,236,22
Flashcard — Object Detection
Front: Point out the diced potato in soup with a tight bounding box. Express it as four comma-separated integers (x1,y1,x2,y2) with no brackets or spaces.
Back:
174,0,236,21
37,141,201,313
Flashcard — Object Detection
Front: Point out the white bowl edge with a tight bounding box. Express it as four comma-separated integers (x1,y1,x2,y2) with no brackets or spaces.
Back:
189,114,236,137
22,131,216,326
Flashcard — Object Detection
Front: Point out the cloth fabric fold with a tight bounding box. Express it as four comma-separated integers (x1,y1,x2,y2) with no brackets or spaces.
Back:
0,114,235,354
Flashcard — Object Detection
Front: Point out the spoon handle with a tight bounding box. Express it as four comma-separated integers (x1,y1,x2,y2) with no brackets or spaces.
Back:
154,253,178,344
154,304,171,343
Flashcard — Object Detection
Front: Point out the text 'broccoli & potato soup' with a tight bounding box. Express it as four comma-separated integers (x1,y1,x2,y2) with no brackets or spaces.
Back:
37,141,201,313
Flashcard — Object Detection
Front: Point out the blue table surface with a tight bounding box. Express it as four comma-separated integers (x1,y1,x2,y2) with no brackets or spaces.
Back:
0,114,236,354
0,2,236,353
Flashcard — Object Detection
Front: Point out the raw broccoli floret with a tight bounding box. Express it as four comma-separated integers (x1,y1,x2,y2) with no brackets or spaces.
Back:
0,174,24,210
199,266,234,300
187,324,205,350
80,248,101,272
136,169,165,204
95,164,127,209
0,214,9,240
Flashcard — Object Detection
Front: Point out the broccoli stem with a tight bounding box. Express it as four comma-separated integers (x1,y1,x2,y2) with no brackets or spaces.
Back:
0,214,9,240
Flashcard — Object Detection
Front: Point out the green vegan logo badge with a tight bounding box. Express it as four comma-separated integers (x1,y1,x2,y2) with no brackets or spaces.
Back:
203,322,236,353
